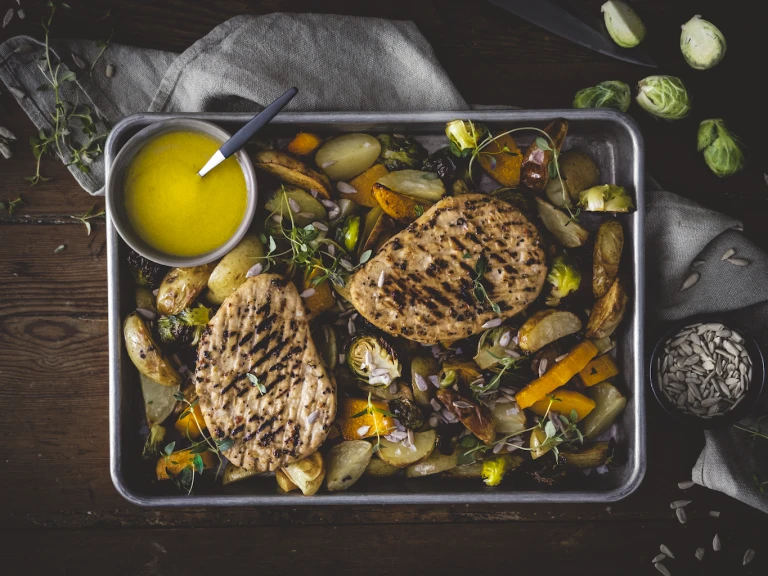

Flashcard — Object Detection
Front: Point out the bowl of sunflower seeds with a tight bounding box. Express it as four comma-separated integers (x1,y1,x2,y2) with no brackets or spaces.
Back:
650,315,765,428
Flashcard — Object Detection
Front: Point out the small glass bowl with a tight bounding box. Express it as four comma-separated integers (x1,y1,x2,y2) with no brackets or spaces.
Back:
649,314,765,429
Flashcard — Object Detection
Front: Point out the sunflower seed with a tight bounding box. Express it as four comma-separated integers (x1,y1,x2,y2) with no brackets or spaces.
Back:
652,554,666,563
720,248,736,260
692,259,705,268
713,533,721,551
8,86,25,99
654,563,671,576
678,480,695,490
680,272,700,291
676,507,687,524
320,160,336,169
727,258,750,266
336,181,356,194
669,500,691,509
3,8,13,27
695,548,705,561
0,142,11,159
377,271,386,288
743,548,755,566
709,510,720,518
105,64,115,78
660,544,675,558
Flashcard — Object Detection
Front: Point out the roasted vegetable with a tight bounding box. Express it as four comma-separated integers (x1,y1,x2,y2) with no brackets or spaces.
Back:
338,397,395,441
124,312,181,387
371,184,431,224
477,133,522,188
491,188,537,220
301,266,336,319
174,400,206,439
438,359,483,388
442,461,484,479
135,287,157,315
156,448,215,481
336,215,361,252
156,263,216,316
315,325,339,371
546,255,582,306
579,354,620,387
346,163,389,207
157,304,212,348
358,205,395,256
374,169,446,203
516,341,599,409
140,373,179,429
127,249,167,289
680,15,726,70
636,76,691,121
535,197,589,248
411,355,440,407
582,382,627,439
422,146,468,183
520,119,568,192
325,441,373,492
265,186,327,230
316,133,381,182
206,235,265,305
282,451,325,496
376,133,427,171
445,120,489,156
474,326,518,370
406,450,459,478
347,332,401,386
697,118,745,178
573,80,631,113
377,429,437,468
529,426,558,460
357,381,414,403
518,309,582,353
578,185,634,212
544,151,600,207
388,398,425,430
561,441,613,468
490,402,527,435
530,388,596,421
142,423,167,459
254,149,332,198
222,463,261,485
436,389,496,445
586,277,628,339
482,454,516,486
365,457,400,477
276,468,299,493
286,132,323,156
593,220,624,298
602,1,646,47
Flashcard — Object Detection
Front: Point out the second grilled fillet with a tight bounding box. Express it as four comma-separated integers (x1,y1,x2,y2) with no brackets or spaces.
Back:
195,274,336,472
348,194,547,344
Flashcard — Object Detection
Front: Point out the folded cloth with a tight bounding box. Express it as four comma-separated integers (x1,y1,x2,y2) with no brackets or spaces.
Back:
0,13,467,194
3,11,767,512
647,181,768,513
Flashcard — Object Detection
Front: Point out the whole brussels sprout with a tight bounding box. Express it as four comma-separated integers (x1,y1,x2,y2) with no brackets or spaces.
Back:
157,305,212,348
127,249,168,289
388,398,425,430
573,81,631,113
601,1,646,48
578,185,634,212
636,76,691,120
680,15,726,70
697,119,745,178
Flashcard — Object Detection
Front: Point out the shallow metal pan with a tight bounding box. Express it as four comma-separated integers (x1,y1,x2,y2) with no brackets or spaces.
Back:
107,110,645,506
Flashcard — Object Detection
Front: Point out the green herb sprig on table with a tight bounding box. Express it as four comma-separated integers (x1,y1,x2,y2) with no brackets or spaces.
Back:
1,196,25,215
71,204,105,235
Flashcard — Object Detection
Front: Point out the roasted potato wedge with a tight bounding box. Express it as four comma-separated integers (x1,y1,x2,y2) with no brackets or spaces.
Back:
276,468,299,492
325,440,373,492
586,277,628,339
207,234,265,305
582,382,627,439
518,309,582,353
521,119,568,191
593,220,624,298
359,205,395,257
411,355,440,407
378,429,437,468
264,186,327,228
315,133,381,182
436,389,495,445
372,183,432,224
375,169,446,203
365,456,401,477
544,150,600,207
124,312,181,386
140,373,179,428
561,442,612,468
405,450,458,478
282,451,325,496
156,263,216,316
535,197,589,248
345,163,389,208
222,462,262,485
135,287,157,314
478,133,522,188
441,461,484,479
253,149,331,198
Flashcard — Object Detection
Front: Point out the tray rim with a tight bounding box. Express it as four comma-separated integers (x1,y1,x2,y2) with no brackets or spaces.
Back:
107,109,646,507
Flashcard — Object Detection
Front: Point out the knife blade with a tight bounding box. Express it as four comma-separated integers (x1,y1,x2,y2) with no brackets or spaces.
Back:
488,0,656,68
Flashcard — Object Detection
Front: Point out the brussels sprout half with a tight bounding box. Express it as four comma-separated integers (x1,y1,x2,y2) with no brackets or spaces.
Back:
601,1,646,48
444,120,489,157
347,332,401,386
636,76,691,121
573,81,631,113
578,185,635,213
697,119,745,177
680,15,726,70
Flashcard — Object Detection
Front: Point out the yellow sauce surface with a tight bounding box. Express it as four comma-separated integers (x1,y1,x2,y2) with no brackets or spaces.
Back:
124,131,247,257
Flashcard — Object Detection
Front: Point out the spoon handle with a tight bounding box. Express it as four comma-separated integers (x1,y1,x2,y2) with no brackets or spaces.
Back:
198,86,298,177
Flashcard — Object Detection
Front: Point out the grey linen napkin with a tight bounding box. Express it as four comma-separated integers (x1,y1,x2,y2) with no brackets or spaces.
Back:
0,13,467,194
3,13,767,511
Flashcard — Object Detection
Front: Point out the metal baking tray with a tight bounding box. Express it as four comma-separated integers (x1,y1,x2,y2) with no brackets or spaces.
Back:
108,110,646,506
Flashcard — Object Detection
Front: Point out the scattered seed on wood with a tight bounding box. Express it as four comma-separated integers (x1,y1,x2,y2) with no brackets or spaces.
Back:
669,500,691,509
659,544,675,559
651,554,666,563
727,257,749,266
654,563,671,576
0,142,11,159
680,272,700,291
676,507,687,524
17,9,24,20
3,8,13,27
743,548,755,566
709,510,720,518
712,533,721,552
0,126,16,140
336,181,356,194
53,244,66,254
695,548,705,561
9,86,25,99
692,260,705,268
678,480,695,490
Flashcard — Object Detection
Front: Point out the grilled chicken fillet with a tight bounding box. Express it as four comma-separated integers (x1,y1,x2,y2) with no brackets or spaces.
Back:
195,274,336,472
349,194,547,344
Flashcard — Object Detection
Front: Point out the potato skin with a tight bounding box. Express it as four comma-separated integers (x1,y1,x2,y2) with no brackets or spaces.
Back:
124,312,181,387
592,221,624,298
156,263,216,316
207,235,265,305
586,277,628,339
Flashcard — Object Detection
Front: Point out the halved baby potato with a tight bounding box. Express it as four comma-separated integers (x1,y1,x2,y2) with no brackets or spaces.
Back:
253,149,332,198
405,449,458,478
375,169,446,203
124,312,181,386
372,183,432,224
207,234,265,305
325,440,373,492
518,309,582,353
140,373,179,428
593,220,624,299
377,429,437,468
222,462,262,485
264,186,327,228
156,263,216,316
365,456,401,477
315,133,381,182
282,451,325,496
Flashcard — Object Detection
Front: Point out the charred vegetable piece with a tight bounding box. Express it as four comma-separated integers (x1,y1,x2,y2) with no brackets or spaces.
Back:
157,304,212,348
411,355,440,407
535,197,589,248
254,149,332,198
518,309,582,353
422,146,468,183
365,457,401,477
586,277,628,339
347,332,401,386
491,188,536,220
544,151,600,207
337,397,395,441
438,359,483,388
546,255,582,306
371,184,432,224
174,401,206,439
582,382,627,439
276,468,299,492
346,163,389,207
358,206,395,257
156,448,215,481
286,132,323,156
593,221,624,298
140,373,179,429
436,388,496,445
388,398,425,430
376,133,428,171
477,133,522,188
561,441,613,468
521,119,568,192
325,441,373,492
336,215,361,253
474,326,519,371
314,325,339,371
516,341,598,409
124,312,181,387
127,249,167,289
406,450,459,478
142,424,167,459
222,463,262,485
135,287,157,314
490,402,527,436
529,426,558,460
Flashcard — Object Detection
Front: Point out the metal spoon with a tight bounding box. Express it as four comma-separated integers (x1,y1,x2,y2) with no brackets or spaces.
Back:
197,86,298,177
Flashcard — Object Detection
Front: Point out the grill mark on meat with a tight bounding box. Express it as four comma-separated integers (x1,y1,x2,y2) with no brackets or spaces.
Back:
222,372,248,394
232,423,245,436
238,331,254,346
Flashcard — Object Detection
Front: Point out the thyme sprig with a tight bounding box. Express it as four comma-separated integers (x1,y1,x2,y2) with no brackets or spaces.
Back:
470,353,525,397
472,255,501,314
1,196,25,215
71,204,105,235
350,391,396,452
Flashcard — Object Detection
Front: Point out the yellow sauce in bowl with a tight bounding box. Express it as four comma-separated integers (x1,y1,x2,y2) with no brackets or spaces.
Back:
124,131,247,257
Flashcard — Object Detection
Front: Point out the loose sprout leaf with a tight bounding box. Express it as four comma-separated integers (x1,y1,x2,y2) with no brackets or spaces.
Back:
350,409,369,419
458,434,480,448
246,373,267,395
163,441,176,456
462,252,471,259
268,236,277,252
414,205,424,217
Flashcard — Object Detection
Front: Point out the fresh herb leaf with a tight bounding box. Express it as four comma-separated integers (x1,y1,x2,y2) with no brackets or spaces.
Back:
359,249,372,264
163,441,175,456
535,136,551,151
471,255,501,314
173,391,185,402
190,443,210,454
4,196,24,215
247,373,267,395
216,437,235,452
414,204,424,217
462,252,472,259
70,204,105,235
544,421,557,439
192,453,204,474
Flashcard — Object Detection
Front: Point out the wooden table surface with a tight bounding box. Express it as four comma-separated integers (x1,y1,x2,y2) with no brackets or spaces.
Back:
2,1,766,574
